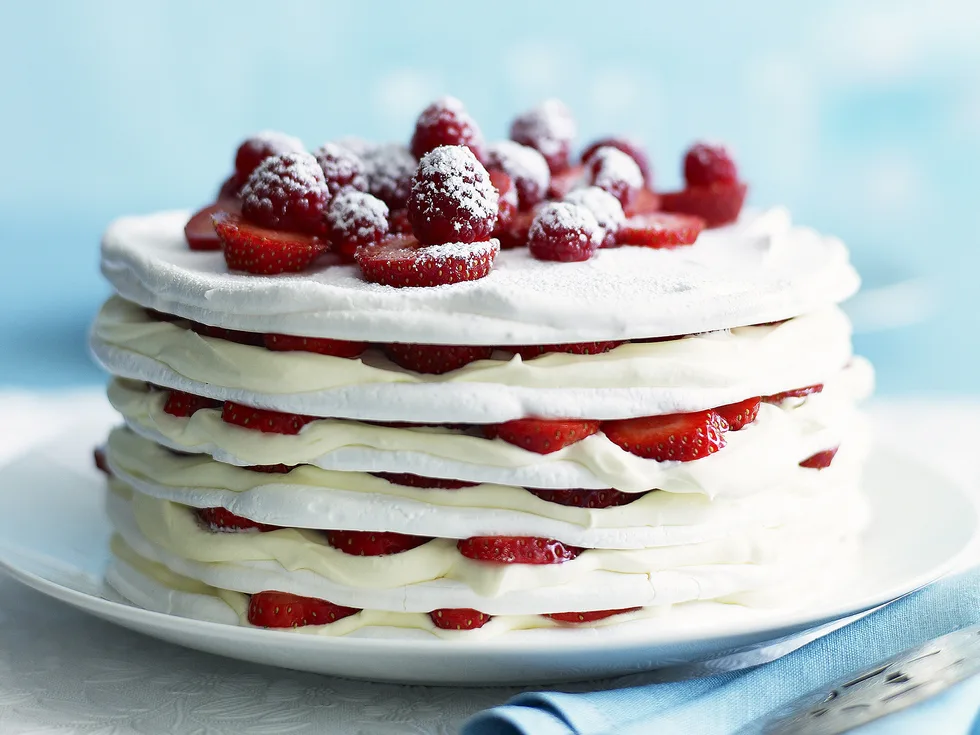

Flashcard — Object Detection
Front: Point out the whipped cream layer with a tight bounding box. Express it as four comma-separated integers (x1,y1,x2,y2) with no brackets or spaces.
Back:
92,296,854,422
106,426,868,549
101,207,860,345
107,361,872,495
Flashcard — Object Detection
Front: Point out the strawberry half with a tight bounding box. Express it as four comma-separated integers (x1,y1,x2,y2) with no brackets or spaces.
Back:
526,487,642,509
164,390,221,418
624,188,662,216
264,334,368,359
457,536,582,564
325,530,432,556
190,321,265,346
509,341,624,359
429,608,492,630
546,607,641,623
603,410,728,462
355,235,498,288
715,397,761,431
800,447,839,469
616,213,705,248
247,591,359,628
373,472,479,490
185,203,233,251
484,418,600,455
213,212,328,275
197,507,279,532
763,384,824,404
660,181,748,228
385,342,493,374
221,402,315,435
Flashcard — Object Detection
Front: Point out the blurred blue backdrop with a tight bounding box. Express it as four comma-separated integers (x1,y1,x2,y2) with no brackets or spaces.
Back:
0,0,976,392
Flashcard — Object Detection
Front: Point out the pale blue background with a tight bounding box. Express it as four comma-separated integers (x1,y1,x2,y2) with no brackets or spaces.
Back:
1,0,976,392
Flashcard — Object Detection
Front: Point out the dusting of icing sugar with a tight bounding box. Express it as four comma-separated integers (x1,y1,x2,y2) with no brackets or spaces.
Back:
239,152,329,231
531,202,601,239
588,147,644,190
564,186,625,232
416,239,500,264
362,144,418,208
485,140,550,207
326,190,389,242
410,146,498,226
510,99,577,159
248,130,304,152
313,143,367,196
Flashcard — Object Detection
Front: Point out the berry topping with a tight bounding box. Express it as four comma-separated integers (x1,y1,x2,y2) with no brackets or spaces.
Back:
495,209,536,250
763,384,824,403
374,472,479,489
189,320,265,346
603,410,728,462
684,142,738,186
484,418,600,454
485,140,550,210
410,96,486,162
240,152,331,235
715,397,761,431
582,137,652,186
326,530,431,556
234,131,305,182
185,203,228,251
385,343,493,374
407,145,498,246
546,607,641,623
221,402,314,435
213,212,327,275
457,536,582,564
248,591,359,628
563,187,625,248
509,341,624,359
616,213,705,248
430,608,492,630
548,165,585,199
660,181,748,228
584,146,643,209
527,202,602,262
197,507,279,532
362,144,417,209
510,99,577,174
625,188,663,216
489,170,518,232
527,488,641,509
800,447,839,469
313,142,368,196
325,190,389,260
94,448,112,476
217,174,243,202
264,334,367,358
355,235,499,288
388,207,412,234
248,464,295,474
164,390,221,418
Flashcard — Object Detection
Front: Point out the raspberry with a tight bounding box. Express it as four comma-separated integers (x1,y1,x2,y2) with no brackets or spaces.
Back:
407,145,498,245
240,152,331,235
313,142,368,197
582,137,652,186
362,144,417,209
485,140,550,211
234,131,305,181
684,141,738,186
584,146,643,209
510,99,577,174
410,96,486,162
527,202,602,262
489,170,518,232
563,187,625,248
388,208,412,234
325,190,389,260
217,174,243,202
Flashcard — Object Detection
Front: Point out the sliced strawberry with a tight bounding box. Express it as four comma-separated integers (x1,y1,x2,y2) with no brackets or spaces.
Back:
763,384,824,404
373,472,479,490
429,608,492,630
624,188,662,216
164,390,221,418
145,308,182,323
326,530,432,556
457,536,582,564
603,410,728,462
800,447,839,469
185,202,239,251
715,397,761,431
221,402,315,435
509,341,624,359
660,182,748,228
526,487,642,508
484,418,600,455
355,235,498,288
93,448,112,476
189,321,265,346
616,213,705,248
546,164,584,199
496,209,535,249
247,591,359,628
546,607,641,623
385,342,493,374
264,334,368,358
213,212,328,275
197,507,279,532
248,464,296,474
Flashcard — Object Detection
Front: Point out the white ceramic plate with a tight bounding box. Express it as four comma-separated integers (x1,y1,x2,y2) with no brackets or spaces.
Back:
0,422,975,685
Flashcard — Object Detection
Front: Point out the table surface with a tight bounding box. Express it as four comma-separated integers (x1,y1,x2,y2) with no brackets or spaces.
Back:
1,391,977,735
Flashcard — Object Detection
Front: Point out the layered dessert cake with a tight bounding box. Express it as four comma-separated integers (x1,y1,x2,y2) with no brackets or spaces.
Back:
91,98,873,638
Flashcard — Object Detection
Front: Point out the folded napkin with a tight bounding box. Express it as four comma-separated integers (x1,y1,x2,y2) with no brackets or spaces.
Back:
464,567,980,735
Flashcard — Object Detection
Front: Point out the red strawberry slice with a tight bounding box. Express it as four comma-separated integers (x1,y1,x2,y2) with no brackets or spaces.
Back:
164,390,221,417
94,448,112,476
355,235,498,288
624,188,662,216
715,397,761,431
185,203,230,251
248,464,296,474
385,343,493,374
326,530,432,556
660,181,748,228
547,165,584,199
526,487,643,508
763,384,824,404
429,608,492,630
616,213,705,248
221,402,315,435
603,410,728,462
484,418,601,455
800,447,839,469
247,591,359,628
546,607,641,623
264,334,368,359
457,536,582,564
373,472,479,489
197,507,279,532
213,212,328,275
509,341,624,359
189,321,265,346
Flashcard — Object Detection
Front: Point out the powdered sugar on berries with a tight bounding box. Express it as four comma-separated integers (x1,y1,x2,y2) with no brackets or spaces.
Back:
586,146,643,207
326,190,389,246
362,144,418,208
485,140,551,209
313,142,368,196
240,152,330,234
564,186,626,232
510,99,577,171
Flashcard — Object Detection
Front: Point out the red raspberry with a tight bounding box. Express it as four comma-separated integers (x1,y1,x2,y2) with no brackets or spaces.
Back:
527,202,602,262
410,96,486,162
489,170,518,233
240,152,331,235
510,99,577,174
362,144,417,209
313,142,368,197
388,208,412,234
234,131,305,182
582,137,652,186
485,140,550,211
563,187,625,248
584,146,643,209
684,141,739,186
325,190,389,260
407,145,498,245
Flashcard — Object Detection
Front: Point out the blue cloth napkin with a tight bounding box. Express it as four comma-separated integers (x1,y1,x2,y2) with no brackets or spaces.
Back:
464,568,980,735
